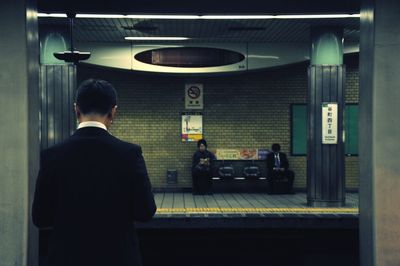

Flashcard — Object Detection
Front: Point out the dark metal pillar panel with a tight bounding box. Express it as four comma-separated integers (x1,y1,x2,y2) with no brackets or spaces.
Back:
337,67,346,201
359,0,374,265
307,64,317,202
40,64,76,150
69,66,77,136
307,65,345,207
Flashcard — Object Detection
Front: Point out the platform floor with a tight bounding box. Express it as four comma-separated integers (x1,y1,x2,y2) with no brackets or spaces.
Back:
136,192,359,229
154,192,359,215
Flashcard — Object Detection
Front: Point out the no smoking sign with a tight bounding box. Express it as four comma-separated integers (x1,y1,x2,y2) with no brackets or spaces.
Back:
185,84,203,109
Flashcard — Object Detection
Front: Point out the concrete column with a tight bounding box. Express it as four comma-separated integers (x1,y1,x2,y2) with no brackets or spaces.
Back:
360,0,400,265
307,27,346,207
0,0,40,266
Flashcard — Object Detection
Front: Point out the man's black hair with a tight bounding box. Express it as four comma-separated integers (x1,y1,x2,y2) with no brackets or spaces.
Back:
271,143,281,152
197,139,207,148
75,79,117,115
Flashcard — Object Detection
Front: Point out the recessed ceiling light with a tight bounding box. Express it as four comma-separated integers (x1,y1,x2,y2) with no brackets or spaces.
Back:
200,14,360,19
76,14,126,18
200,15,275,19
38,13,361,19
126,15,200,19
38,13,68,18
274,14,361,19
124,37,190,40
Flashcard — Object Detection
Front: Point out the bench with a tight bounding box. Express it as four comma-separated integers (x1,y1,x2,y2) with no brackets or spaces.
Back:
210,160,269,193
210,160,293,194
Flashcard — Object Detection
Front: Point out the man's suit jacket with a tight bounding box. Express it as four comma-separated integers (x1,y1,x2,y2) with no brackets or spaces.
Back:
32,127,157,266
266,152,289,174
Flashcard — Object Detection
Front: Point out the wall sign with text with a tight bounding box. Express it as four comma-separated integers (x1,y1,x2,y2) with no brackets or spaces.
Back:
322,102,338,144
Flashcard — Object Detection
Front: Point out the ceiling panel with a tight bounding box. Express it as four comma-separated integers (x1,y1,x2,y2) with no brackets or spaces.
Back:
38,0,360,14
39,17,360,44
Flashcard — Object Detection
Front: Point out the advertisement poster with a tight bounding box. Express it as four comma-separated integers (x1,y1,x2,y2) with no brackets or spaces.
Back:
215,149,241,160
181,113,203,142
257,149,271,160
215,149,261,160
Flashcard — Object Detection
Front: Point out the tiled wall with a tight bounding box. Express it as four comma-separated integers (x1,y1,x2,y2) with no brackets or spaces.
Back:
78,58,359,190
344,64,360,189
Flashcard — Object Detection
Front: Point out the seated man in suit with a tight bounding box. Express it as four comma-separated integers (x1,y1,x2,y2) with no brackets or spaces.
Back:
32,79,157,266
266,143,295,193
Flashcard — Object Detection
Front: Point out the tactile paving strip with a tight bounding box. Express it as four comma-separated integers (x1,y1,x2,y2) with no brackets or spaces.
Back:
156,207,358,214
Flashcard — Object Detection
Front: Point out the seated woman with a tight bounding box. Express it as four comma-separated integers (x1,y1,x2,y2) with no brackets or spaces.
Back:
192,139,216,195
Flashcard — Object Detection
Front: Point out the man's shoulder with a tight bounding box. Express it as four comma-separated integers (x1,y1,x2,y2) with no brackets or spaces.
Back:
112,137,142,153
42,134,142,157
41,138,71,157
94,135,144,158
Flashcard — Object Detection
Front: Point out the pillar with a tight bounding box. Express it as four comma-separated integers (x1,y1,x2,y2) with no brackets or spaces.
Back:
0,0,40,265
359,0,400,265
307,27,346,207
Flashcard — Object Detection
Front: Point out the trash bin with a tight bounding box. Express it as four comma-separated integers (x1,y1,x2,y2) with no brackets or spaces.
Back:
166,169,178,184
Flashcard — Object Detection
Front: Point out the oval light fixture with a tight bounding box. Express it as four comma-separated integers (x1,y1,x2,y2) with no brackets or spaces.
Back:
134,47,245,67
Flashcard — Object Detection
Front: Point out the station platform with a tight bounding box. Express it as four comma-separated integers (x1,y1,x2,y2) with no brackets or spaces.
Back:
137,192,359,229
39,192,360,266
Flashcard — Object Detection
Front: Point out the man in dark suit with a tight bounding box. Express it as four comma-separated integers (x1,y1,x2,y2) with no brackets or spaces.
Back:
32,79,157,266
266,143,295,193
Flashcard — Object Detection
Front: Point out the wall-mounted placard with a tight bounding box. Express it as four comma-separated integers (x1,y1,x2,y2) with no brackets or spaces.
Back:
185,84,203,109
322,102,338,144
181,112,203,142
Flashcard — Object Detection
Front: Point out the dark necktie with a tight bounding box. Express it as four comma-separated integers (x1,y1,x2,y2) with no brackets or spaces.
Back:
274,154,280,168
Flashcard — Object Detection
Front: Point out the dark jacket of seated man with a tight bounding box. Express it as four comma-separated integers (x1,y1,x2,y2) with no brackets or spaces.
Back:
32,79,157,266
266,144,295,191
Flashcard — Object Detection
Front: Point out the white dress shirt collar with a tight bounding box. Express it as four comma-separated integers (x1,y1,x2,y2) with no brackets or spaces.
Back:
77,121,107,131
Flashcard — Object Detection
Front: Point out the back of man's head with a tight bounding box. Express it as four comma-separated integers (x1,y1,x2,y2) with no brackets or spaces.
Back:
75,79,117,115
